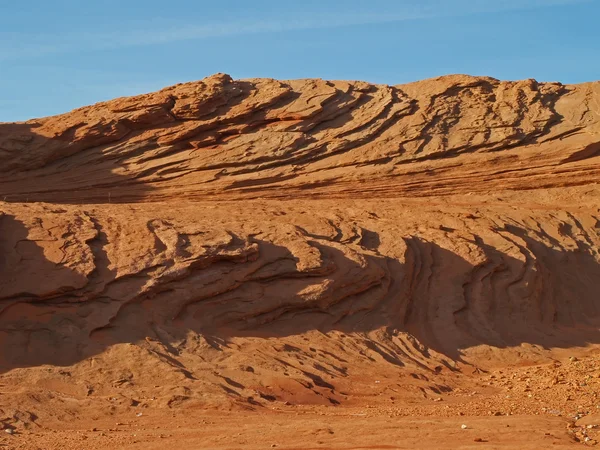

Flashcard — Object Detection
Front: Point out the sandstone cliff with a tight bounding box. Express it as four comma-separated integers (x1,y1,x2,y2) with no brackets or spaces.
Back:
0,74,599,435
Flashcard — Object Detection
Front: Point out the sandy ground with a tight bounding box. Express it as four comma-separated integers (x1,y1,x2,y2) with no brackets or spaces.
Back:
2,353,600,449
2,413,586,450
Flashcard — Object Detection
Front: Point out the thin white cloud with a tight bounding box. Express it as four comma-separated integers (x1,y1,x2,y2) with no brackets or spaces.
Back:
0,0,589,61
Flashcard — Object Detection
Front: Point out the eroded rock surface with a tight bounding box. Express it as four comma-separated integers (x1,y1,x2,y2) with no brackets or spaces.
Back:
1,74,599,202
0,74,599,436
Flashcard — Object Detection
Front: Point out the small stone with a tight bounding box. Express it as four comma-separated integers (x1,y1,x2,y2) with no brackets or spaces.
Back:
136,413,143,417
461,424,468,429
474,438,485,442
4,428,14,435
271,445,277,448
570,357,578,362
434,397,443,402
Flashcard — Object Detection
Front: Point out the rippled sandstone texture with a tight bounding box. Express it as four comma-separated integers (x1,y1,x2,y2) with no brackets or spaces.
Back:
0,74,599,448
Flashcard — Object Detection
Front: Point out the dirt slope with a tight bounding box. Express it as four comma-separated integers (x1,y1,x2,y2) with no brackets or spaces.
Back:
0,74,599,449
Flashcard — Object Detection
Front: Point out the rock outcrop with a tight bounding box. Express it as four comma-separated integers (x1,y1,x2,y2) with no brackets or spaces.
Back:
0,74,599,424
1,74,599,202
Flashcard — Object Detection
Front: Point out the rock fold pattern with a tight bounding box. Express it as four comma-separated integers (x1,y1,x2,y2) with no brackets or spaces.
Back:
0,74,599,412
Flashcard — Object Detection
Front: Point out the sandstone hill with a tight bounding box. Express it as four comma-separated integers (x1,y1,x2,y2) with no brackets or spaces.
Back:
0,74,599,449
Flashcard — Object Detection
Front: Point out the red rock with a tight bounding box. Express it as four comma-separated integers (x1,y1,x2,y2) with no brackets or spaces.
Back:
0,74,599,449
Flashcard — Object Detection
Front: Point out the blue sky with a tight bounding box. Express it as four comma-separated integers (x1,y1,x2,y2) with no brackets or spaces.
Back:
1,0,599,121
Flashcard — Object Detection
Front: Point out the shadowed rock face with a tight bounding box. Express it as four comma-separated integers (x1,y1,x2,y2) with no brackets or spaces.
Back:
0,74,599,418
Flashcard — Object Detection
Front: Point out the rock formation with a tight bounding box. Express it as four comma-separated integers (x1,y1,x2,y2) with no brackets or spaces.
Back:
0,74,599,444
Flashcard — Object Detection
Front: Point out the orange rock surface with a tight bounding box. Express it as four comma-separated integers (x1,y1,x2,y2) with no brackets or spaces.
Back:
0,74,599,449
